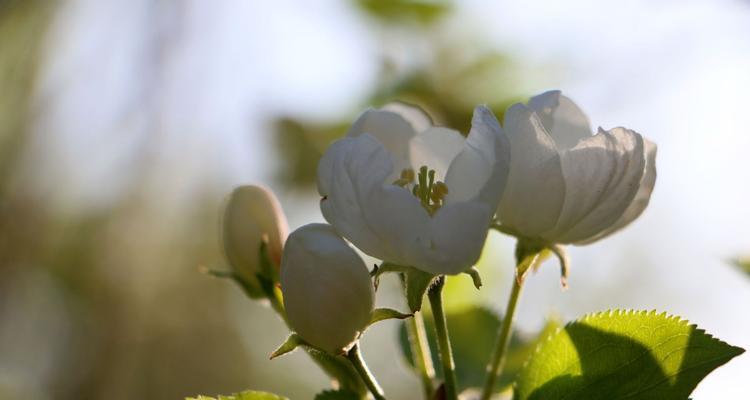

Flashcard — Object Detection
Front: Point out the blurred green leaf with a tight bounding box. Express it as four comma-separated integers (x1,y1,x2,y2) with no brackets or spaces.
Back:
732,257,750,277
186,390,288,400
398,306,559,392
273,118,347,188
355,0,451,26
313,389,360,400
514,310,745,400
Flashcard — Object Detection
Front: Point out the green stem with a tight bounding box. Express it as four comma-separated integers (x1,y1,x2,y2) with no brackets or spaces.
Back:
265,285,290,326
406,310,435,399
480,271,525,400
346,343,386,400
427,277,459,400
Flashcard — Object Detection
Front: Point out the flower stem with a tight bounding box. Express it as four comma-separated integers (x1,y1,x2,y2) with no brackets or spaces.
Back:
427,277,459,400
405,310,435,399
480,271,525,400
346,343,386,400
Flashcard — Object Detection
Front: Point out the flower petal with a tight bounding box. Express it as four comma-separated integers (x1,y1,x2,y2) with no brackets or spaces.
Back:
318,133,431,263
318,135,394,259
409,127,465,181
413,201,491,275
541,130,619,241
575,138,657,244
444,105,511,211
382,102,432,133
347,104,429,175
554,127,647,244
529,90,592,150
498,103,566,236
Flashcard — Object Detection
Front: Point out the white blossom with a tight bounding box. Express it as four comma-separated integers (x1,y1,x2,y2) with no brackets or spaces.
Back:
317,103,510,275
497,91,657,245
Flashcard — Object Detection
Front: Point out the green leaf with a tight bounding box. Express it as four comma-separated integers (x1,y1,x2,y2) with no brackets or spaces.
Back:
355,0,451,26
514,310,746,400
398,306,558,392
404,268,438,312
368,307,413,327
732,256,750,277
302,346,368,396
269,334,367,395
186,390,288,400
313,389,360,400
269,333,305,359
463,267,483,289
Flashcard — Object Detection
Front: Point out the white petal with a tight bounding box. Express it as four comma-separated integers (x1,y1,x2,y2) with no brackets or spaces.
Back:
411,201,491,275
317,135,394,259
555,127,647,243
498,103,566,236
409,127,465,181
444,105,511,210
541,131,619,241
318,133,431,263
382,102,432,133
280,223,374,354
575,138,657,244
347,104,429,175
529,90,592,150
363,184,432,264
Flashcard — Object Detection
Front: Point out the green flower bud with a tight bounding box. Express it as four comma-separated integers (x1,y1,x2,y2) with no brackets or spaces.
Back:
222,185,288,295
280,223,374,354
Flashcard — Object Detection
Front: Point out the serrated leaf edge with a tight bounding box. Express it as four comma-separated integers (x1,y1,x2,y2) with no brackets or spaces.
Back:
513,309,746,395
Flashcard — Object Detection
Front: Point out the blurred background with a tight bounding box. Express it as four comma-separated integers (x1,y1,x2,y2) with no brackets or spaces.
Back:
1,0,750,399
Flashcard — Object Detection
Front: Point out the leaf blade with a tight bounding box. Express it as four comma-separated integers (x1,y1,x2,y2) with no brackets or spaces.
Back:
514,310,745,400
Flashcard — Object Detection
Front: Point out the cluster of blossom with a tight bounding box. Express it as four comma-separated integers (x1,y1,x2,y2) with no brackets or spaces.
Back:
221,90,656,395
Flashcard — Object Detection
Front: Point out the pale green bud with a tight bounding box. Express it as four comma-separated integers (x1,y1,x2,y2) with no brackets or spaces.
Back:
222,185,288,295
280,223,374,354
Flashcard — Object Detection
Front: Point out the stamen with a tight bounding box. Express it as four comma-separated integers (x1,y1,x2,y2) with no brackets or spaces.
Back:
392,168,415,187
430,181,448,203
395,165,450,216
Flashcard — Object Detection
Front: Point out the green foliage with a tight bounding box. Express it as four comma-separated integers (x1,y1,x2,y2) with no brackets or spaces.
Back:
368,308,413,327
732,257,750,277
313,389,360,400
269,334,368,395
398,306,559,392
270,333,305,359
514,310,746,400
355,0,451,26
404,268,438,312
186,390,287,400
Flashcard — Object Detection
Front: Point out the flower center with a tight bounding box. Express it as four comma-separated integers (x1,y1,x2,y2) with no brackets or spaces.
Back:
393,166,449,215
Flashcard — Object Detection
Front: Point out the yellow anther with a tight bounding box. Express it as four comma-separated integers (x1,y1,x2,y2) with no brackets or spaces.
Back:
392,168,416,187
430,181,449,203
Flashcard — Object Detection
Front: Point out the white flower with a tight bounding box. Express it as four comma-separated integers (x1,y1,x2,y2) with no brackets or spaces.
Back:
223,185,289,294
280,223,374,354
496,90,657,245
317,103,510,275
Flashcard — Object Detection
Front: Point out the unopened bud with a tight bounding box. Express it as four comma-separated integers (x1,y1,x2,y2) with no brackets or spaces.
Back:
223,185,289,295
280,223,374,354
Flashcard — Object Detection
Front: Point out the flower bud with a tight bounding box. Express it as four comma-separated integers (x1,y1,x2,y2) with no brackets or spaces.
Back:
280,223,374,354
222,185,289,295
